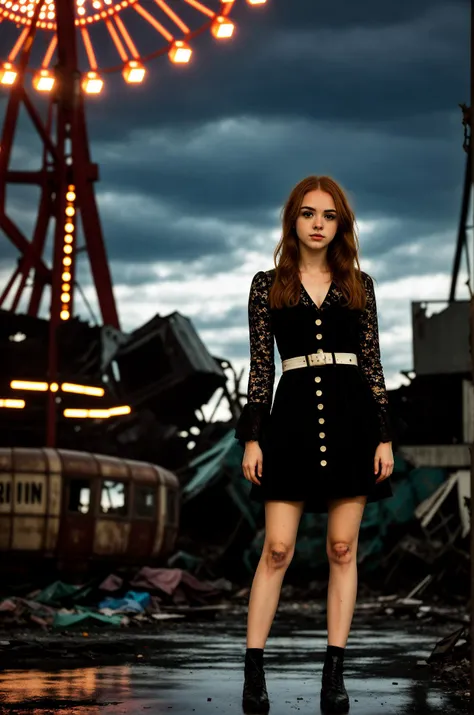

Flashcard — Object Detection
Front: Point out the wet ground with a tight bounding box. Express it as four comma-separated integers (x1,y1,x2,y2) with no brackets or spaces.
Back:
0,610,469,715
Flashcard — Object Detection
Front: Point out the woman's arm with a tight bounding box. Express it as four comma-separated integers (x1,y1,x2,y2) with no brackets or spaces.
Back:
234,271,275,447
357,273,393,443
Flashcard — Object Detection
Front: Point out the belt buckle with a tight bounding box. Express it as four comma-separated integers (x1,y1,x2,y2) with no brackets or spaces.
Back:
309,352,326,366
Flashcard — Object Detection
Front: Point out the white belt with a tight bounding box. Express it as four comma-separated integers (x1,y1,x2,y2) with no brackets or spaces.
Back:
282,352,358,372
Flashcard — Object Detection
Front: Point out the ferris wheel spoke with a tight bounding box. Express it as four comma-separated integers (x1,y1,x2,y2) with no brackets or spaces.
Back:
9,28,30,62
182,0,215,19
133,4,174,43
152,0,190,35
105,19,129,63
42,35,57,68
81,27,99,70
113,14,140,59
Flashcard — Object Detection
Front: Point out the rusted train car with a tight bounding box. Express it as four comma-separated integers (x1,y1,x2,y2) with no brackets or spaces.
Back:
0,447,180,575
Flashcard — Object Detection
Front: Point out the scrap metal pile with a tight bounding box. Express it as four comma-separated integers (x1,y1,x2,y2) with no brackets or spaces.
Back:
0,308,230,470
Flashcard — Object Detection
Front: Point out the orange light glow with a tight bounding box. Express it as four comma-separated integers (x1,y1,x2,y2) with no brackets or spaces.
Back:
82,70,104,94
0,399,25,409
64,235,73,244
61,383,105,397
62,272,72,281
65,206,75,217
211,15,234,39
0,62,18,86
61,293,71,302
247,0,267,4
123,60,146,83
63,257,72,266
183,0,214,19
65,222,74,233
60,310,70,320
50,383,59,392
62,283,71,292
66,191,76,201
11,380,48,391
63,245,73,254
64,405,131,418
169,40,192,64
33,68,55,92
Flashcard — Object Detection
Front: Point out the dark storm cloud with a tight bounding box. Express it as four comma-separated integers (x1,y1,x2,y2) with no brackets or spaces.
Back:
0,0,470,382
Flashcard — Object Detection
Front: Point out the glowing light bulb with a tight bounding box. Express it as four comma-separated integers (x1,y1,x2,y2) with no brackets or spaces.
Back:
66,191,76,201
65,222,74,233
62,272,71,281
65,206,75,217
60,310,70,320
82,71,103,94
122,60,146,84
169,41,192,64
211,16,235,39
0,62,18,86
33,69,55,92
63,256,72,266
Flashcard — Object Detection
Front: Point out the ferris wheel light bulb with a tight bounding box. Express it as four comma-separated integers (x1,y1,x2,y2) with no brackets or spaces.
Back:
0,62,18,86
82,71,103,94
169,41,192,64
123,61,146,84
247,0,267,4
211,16,235,39
33,69,55,92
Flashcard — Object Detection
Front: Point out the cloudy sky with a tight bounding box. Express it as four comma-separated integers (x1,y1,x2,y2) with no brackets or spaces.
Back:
0,0,470,415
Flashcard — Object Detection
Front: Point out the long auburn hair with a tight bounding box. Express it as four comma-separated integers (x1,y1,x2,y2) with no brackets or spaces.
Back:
269,176,367,311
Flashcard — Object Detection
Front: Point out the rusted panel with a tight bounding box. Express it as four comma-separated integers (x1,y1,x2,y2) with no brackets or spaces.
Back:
0,474,13,515
97,455,129,480
93,519,131,555
59,450,100,478
0,516,11,549
12,447,48,474
10,473,47,550
0,449,12,473
151,471,165,557
12,516,44,550
43,448,62,475
12,473,46,514
44,516,60,552
125,459,158,485
48,474,61,517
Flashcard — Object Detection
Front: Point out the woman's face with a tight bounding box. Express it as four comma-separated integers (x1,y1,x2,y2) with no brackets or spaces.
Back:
295,189,338,253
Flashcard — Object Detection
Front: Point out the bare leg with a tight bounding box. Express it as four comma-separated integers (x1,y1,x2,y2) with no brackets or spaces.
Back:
246,500,305,648
325,496,367,647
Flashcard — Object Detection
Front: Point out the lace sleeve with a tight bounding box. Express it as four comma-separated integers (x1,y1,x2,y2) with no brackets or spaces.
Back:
357,273,393,443
234,271,275,447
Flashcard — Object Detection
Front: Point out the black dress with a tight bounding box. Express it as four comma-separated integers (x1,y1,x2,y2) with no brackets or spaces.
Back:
234,268,394,514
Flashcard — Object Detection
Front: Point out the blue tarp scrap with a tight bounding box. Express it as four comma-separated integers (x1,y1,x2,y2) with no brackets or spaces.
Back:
98,590,151,613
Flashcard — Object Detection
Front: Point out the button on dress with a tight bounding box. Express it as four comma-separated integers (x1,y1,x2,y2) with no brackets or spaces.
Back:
234,268,394,514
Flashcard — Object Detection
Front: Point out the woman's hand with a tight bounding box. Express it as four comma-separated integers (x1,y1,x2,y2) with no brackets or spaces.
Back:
242,441,263,485
374,442,394,482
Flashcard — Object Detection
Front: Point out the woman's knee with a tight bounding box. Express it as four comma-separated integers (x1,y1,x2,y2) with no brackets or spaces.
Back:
326,540,356,565
263,540,294,570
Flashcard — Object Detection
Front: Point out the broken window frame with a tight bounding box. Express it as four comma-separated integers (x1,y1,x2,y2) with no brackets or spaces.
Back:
99,479,129,519
66,478,92,515
133,484,156,520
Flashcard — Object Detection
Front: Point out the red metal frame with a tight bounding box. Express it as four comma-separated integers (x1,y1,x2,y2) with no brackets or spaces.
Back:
0,0,120,446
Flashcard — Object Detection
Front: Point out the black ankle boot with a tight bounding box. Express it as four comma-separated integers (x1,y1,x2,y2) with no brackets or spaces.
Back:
242,652,270,713
320,652,349,713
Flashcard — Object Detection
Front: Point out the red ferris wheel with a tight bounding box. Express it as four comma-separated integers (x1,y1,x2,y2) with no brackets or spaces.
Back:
0,0,267,446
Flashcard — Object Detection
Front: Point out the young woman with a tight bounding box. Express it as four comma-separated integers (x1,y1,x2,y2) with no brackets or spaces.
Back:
234,176,395,714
